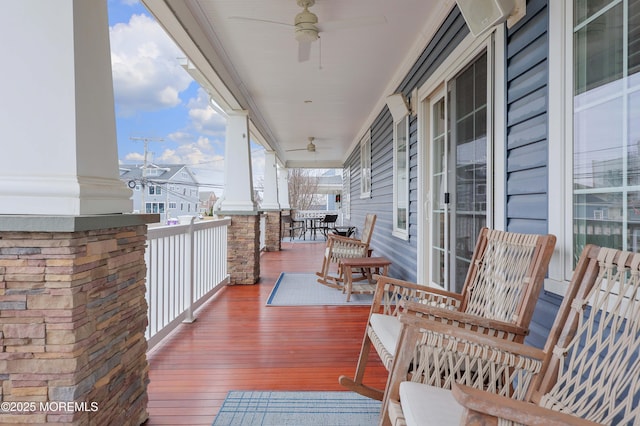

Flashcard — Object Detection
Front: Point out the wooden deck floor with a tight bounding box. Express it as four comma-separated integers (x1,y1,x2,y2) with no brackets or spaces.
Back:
144,241,387,425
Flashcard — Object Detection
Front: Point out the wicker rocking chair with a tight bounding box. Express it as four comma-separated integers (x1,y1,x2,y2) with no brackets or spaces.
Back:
339,227,556,401
316,213,377,289
381,244,640,426
448,244,640,426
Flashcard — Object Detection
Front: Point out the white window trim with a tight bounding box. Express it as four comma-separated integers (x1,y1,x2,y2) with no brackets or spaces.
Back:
393,114,410,240
546,1,574,296
416,27,505,285
344,166,351,219
360,131,371,198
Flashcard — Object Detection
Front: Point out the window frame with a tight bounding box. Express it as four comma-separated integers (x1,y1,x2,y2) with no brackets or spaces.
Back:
343,166,351,219
360,130,372,198
393,114,410,240
547,0,639,294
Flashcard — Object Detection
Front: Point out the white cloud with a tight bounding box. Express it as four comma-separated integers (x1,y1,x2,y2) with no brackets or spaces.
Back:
110,14,193,117
187,88,226,137
124,152,145,162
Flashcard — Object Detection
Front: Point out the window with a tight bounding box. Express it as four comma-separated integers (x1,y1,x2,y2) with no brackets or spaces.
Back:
572,0,640,263
145,202,165,214
360,131,371,198
393,115,410,238
549,0,640,286
148,185,162,195
169,202,177,209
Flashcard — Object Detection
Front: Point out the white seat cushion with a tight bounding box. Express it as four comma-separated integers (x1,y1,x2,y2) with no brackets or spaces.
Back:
369,313,401,356
399,382,463,426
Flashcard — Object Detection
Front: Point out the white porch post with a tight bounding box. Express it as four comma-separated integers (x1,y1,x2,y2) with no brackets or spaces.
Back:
277,167,291,210
219,110,256,211
261,151,280,210
0,2,151,424
0,0,132,215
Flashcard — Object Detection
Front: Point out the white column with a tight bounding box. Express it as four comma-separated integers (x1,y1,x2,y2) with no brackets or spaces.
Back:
220,110,256,211
277,167,291,210
261,151,280,210
0,0,132,215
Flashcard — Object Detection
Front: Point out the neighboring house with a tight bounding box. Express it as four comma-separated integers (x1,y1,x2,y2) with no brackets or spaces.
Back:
312,170,343,211
199,190,219,215
119,164,200,224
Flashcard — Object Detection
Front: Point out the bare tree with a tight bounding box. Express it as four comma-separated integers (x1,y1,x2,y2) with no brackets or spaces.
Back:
288,168,319,210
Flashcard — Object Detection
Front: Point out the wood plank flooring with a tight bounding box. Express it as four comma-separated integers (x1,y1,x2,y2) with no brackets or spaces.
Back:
143,241,387,425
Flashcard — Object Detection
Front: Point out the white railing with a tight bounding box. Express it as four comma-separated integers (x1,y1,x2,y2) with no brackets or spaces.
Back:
145,217,231,350
293,210,342,226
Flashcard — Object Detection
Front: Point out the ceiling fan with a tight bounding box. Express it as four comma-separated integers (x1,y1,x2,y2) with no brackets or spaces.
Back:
229,0,386,62
286,137,318,152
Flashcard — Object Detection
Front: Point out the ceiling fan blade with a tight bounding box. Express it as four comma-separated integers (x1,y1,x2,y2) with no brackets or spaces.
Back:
319,16,387,32
298,41,311,62
228,16,293,28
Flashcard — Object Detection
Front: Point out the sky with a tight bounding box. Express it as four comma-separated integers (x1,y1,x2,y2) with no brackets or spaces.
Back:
107,0,265,193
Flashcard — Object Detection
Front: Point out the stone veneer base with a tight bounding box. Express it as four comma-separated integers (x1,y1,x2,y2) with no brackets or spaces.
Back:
0,214,156,424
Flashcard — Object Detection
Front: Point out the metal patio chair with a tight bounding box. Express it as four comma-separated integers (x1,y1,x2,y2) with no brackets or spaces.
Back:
281,214,305,240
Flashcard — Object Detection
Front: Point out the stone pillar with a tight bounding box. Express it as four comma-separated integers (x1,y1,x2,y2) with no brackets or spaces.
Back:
261,153,281,251
0,215,156,425
226,213,260,284
262,211,282,252
0,1,132,215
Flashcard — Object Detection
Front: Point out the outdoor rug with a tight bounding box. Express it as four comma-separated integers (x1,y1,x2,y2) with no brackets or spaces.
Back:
266,272,374,306
212,391,381,426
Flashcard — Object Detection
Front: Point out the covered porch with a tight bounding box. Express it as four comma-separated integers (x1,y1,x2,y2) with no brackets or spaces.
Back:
144,240,387,425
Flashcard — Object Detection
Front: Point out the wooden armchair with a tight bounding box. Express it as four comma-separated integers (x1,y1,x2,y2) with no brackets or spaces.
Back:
339,228,556,401
316,213,377,289
448,245,640,426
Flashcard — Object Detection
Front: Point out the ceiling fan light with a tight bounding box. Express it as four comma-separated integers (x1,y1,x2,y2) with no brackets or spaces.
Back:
295,26,319,42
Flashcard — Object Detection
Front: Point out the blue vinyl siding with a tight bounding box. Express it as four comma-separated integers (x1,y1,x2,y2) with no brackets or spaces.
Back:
344,7,469,282
505,0,552,350
505,0,549,235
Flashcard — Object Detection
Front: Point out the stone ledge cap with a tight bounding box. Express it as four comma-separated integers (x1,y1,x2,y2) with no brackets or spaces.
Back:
0,214,160,232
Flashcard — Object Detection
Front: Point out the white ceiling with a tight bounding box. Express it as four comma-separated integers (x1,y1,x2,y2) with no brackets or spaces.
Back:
143,0,455,168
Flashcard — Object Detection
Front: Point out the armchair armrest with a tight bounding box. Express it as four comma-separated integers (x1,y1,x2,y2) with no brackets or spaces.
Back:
402,300,529,339
373,276,464,316
452,383,602,426
327,233,363,245
397,312,544,360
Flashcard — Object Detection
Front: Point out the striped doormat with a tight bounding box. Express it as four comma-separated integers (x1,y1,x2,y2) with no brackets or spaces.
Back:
212,391,381,425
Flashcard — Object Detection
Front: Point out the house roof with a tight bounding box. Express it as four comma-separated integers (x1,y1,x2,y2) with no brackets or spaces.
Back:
119,164,197,183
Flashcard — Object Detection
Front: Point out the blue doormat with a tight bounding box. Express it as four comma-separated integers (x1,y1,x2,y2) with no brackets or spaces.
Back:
212,391,381,425
266,272,374,306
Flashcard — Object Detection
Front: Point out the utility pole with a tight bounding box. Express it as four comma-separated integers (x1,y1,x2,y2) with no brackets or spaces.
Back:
130,136,163,214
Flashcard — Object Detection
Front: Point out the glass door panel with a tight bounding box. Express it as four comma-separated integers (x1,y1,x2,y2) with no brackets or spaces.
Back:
431,96,447,288
429,52,488,293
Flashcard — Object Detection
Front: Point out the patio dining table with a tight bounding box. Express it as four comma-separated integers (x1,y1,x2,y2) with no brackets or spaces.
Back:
304,216,324,240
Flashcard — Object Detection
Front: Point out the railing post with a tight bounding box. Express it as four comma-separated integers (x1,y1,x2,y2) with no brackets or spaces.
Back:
183,216,196,323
